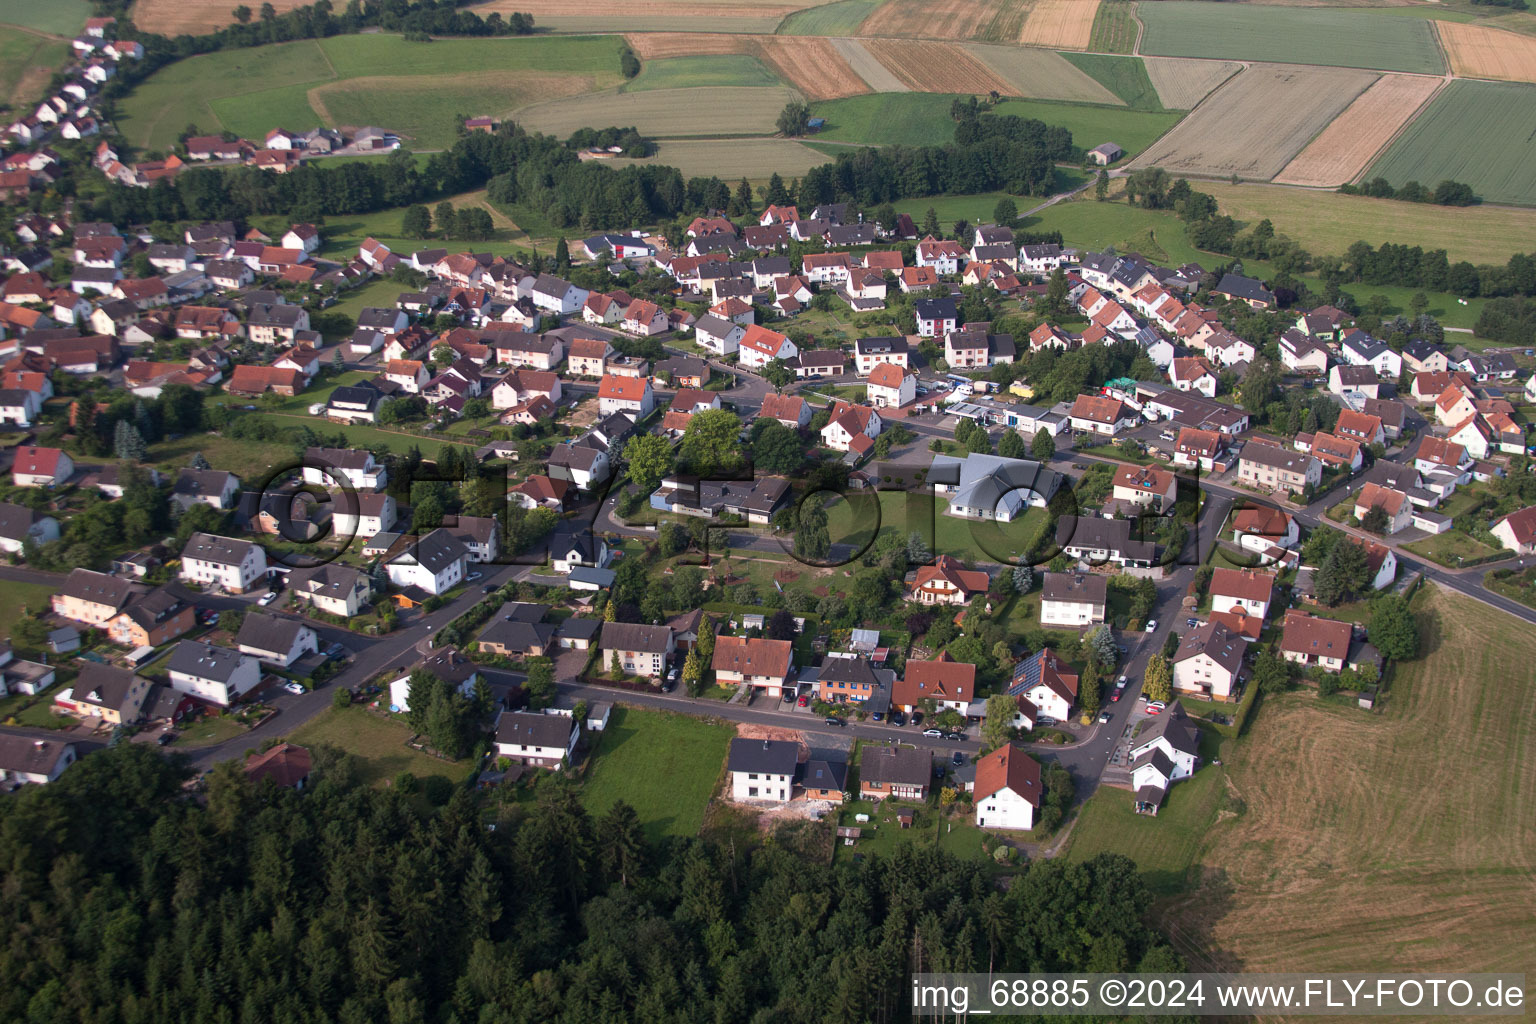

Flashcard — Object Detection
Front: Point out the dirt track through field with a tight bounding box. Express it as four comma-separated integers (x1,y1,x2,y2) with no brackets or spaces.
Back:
1131,63,1377,181
829,37,910,92
1274,73,1442,187
860,38,1017,95
1018,0,1098,49
1436,20,1536,84
1142,56,1241,109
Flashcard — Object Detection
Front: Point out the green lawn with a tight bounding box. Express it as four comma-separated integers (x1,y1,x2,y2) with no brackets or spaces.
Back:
117,34,624,152
580,707,734,843
0,0,90,36
288,705,474,787
1138,1,1445,74
879,491,1050,566
1059,54,1164,111
833,796,992,864
170,714,249,749
0,581,59,624
1401,530,1504,568
0,31,70,110
626,55,781,91
1064,727,1227,894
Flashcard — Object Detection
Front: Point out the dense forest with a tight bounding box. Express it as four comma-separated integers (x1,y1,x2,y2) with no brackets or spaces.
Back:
0,745,1182,1024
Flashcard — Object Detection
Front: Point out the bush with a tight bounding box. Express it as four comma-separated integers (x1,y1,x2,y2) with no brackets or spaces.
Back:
420,775,455,806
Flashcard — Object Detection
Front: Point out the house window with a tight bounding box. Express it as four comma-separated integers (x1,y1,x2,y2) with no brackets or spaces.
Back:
748,786,759,797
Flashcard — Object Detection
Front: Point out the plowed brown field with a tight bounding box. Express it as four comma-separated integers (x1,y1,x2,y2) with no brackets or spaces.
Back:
1274,73,1442,187
860,38,1017,94
623,33,869,99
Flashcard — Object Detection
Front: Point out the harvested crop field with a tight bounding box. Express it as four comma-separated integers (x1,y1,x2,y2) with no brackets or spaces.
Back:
1158,590,1536,979
1273,73,1442,187
1199,182,1536,263
859,39,1016,95
755,36,871,99
132,0,309,34
625,55,781,91
1437,21,1536,84
625,33,747,59
777,0,884,35
513,85,799,137
829,37,909,92
1019,0,1099,49
1138,2,1444,74
855,0,1022,40
965,44,1123,104
1141,57,1241,110
1368,79,1536,206
1130,64,1377,181
606,137,833,178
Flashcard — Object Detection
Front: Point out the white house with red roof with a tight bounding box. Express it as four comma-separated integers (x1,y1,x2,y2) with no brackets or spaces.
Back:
894,654,974,713
820,400,881,452
915,236,965,275
1208,568,1275,621
12,446,73,487
908,554,988,606
597,374,654,417
865,362,915,409
620,299,669,336
973,743,1041,831
1492,506,1536,555
737,324,797,370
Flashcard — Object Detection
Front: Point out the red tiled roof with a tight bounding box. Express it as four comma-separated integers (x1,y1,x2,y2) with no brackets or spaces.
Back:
974,743,1041,806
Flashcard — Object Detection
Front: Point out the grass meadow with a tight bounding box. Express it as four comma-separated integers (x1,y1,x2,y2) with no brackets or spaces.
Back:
1138,2,1445,74
580,707,734,843
1367,79,1536,207
1151,589,1536,976
624,54,781,91
0,32,70,110
117,34,624,152
289,707,475,788
0,0,91,36
514,85,797,138
776,0,884,35
1059,53,1164,111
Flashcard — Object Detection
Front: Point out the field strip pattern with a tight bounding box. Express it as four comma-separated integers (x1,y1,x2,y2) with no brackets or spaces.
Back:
855,0,1017,40
1019,0,1099,49
480,0,806,33
828,37,910,92
133,0,311,34
753,36,871,99
1141,56,1241,110
964,43,1124,104
1437,20,1536,84
626,33,746,59
1130,63,1378,181
512,85,799,138
859,39,1018,95
1367,79,1536,207
606,137,832,178
1273,73,1443,188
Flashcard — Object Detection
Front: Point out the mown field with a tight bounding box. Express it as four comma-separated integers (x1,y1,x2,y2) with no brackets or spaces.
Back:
480,0,810,34
607,138,835,180
288,707,475,789
1138,2,1445,74
1140,56,1240,110
624,54,781,91
1156,590,1536,977
1273,74,1443,188
1131,64,1377,181
965,43,1124,104
514,85,797,138
1199,182,1536,264
580,707,734,844
1367,79,1536,207
811,92,1180,155
0,0,91,36
116,34,624,152
776,0,883,34
0,30,70,111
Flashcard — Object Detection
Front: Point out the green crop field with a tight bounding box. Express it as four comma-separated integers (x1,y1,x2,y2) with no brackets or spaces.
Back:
117,34,624,152
0,31,69,110
1060,53,1164,111
608,137,833,180
811,92,1179,155
625,55,781,91
1367,80,1536,208
776,0,883,35
580,708,733,844
1087,0,1138,55
1138,2,1444,74
0,0,91,36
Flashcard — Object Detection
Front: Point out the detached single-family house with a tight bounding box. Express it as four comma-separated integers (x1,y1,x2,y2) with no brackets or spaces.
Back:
180,532,268,593
1129,702,1201,813
894,655,974,713
973,743,1041,831
599,622,675,678
12,446,73,487
390,647,479,714
728,738,798,803
288,563,372,618
236,612,318,668
865,362,916,409
712,636,794,697
166,641,262,706
1008,649,1078,722
494,711,578,770
597,374,654,417
385,529,467,595
55,663,150,725
909,554,989,606
1171,621,1247,701
1280,610,1353,673
1040,572,1106,627
1491,506,1536,555
859,745,930,802
0,502,59,555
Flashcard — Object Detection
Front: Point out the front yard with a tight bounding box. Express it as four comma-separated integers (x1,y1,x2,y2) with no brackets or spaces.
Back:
287,705,474,787
1401,530,1503,567
579,707,734,843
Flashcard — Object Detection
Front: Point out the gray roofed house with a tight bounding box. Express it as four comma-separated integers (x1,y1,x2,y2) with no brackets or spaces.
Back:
389,528,468,576
1055,515,1157,567
496,709,577,749
56,567,134,614
168,640,249,685
67,662,150,722
728,737,800,776
1131,701,1201,758
1042,572,1107,605
929,452,1062,522
567,565,616,590
0,730,77,783
181,531,258,566
859,745,931,799
236,612,316,662
248,302,307,329
1214,273,1275,308
801,758,848,794
172,468,238,510
599,621,674,655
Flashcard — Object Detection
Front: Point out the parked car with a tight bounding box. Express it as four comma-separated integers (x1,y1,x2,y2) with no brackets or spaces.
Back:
909,712,923,727
797,695,810,708
1098,710,1112,724
466,571,483,582
1138,693,1149,703
945,732,964,742
871,711,884,722
1111,689,1122,702
156,732,175,746
781,690,795,702
258,591,278,606
890,711,907,727
1036,716,1056,727
325,642,346,661
951,750,966,766
824,716,845,727
922,727,943,737
1145,619,1158,633
283,682,305,695
1146,701,1167,716
198,610,219,627
1117,675,1128,689
482,584,496,593
1186,618,1200,628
